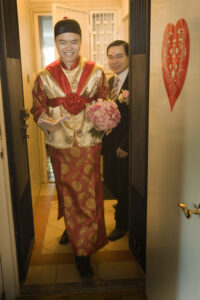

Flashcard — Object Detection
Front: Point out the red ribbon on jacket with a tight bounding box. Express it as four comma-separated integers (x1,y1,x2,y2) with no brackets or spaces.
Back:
46,59,95,115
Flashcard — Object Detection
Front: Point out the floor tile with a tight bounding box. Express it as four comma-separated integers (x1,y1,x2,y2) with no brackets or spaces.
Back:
28,183,142,288
43,224,63,243
100,235,129,252
42,239,73,254
39,183,57,196
98,261,144,280
25,265,57,285
42,199,129,254
56,263,98,283
48,219,65,232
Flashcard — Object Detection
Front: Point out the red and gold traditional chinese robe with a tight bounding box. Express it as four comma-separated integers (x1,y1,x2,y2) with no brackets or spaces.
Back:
31,56,109,255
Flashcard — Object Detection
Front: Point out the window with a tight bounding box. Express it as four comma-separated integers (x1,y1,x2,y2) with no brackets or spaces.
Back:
38,15,55,68
90,11,119,71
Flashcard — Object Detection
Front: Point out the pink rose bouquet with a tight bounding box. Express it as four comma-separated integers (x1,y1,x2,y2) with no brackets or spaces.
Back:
86,98,121,138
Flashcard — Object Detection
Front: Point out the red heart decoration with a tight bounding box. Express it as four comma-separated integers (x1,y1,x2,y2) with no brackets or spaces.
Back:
161,19,190,111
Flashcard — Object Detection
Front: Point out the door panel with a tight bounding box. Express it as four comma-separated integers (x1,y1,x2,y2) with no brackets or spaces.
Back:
146,0,200,299
0,256,4,299
6,59,29,197
0,0,34,282
129,0,150,271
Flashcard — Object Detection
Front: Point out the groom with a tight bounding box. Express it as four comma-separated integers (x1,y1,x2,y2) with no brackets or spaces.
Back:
102,40,129,241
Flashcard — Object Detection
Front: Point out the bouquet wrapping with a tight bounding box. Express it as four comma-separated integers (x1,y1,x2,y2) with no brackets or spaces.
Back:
86,99,121,138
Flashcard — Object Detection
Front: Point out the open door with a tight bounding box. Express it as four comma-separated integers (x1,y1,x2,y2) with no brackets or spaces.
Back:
129,0,150,271
0,0,34,282
0,258,4,300
146,1,200,299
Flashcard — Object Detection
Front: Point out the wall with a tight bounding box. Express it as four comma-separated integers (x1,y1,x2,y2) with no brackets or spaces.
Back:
146,0,200,299
30,0,124,45
30,0,121,12
121,0,129,42
30,0,127,75
17,0,42,212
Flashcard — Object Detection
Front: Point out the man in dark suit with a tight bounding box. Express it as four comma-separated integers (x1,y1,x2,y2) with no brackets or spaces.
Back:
102,40,129,241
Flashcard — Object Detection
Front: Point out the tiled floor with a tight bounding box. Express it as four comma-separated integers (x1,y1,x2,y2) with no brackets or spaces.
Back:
41,199,129,255
22,183,145,297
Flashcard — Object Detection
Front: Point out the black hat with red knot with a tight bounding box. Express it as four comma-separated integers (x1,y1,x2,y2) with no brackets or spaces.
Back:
54,17,81,38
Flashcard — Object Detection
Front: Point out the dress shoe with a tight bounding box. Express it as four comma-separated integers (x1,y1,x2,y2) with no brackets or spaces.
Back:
75,255,94,278
108,227,127,241
59,230,69,245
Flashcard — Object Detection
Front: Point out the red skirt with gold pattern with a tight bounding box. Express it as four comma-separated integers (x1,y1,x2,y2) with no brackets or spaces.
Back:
48,143,108,256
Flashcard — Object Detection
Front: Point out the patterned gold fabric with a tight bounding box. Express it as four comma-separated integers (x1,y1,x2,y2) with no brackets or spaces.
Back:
49,143,108,256
31,56,109,149
31,56,109,256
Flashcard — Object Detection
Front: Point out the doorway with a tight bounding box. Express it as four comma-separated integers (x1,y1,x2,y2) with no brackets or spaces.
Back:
35,14,55,182
2,1,149,296
20,183,144,295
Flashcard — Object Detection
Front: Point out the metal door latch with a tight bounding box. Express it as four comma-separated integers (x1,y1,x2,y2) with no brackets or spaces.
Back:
20,108,30,121
0,126,3,159
178,203,200,219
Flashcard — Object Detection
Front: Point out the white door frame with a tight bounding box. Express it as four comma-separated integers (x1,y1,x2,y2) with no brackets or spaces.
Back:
33,12,51,183
0,77,20,299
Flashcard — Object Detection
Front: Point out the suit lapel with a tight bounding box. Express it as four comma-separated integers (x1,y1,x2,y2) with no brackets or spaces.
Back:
109,73,129,99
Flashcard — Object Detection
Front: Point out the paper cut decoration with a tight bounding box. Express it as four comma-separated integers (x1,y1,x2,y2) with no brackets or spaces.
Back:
161,18,190,111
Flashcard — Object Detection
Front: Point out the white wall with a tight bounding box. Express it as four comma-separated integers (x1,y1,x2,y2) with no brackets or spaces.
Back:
120,0,129,42
30,0,121,12
146,0,200,299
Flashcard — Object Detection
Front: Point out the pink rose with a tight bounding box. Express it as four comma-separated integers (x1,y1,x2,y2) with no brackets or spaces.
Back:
122,90,129,98
86,99,121,133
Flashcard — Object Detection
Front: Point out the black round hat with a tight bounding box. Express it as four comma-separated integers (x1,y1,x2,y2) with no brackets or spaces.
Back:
54,18,81,38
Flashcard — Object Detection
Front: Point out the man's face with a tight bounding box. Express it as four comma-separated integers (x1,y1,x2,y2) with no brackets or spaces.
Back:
55,32,81,67
107,45,129,75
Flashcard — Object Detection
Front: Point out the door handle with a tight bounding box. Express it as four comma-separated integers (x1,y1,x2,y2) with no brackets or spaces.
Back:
178,203,200,219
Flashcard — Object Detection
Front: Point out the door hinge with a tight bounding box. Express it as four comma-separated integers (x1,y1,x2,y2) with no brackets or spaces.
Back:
0,126,4,159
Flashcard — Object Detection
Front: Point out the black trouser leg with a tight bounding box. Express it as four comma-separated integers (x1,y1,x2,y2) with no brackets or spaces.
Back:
115,195,129,230
115,157,129,230
75,255,94,278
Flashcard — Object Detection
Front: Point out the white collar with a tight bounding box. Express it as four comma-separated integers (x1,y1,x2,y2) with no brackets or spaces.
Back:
114,68,129,94
117,68,129,83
